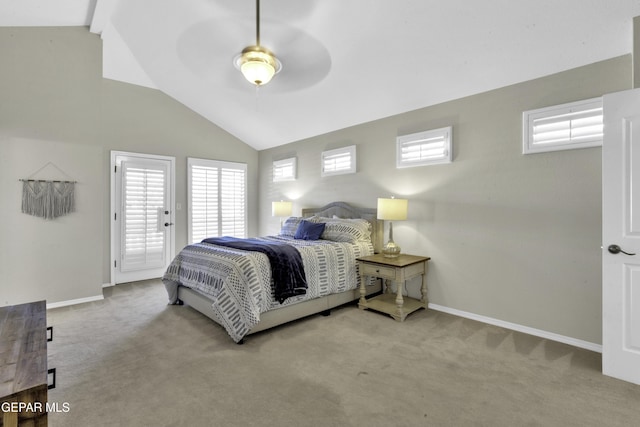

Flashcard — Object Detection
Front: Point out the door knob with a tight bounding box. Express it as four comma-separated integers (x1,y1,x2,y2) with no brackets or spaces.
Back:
164,222,174,227
607,244,636,256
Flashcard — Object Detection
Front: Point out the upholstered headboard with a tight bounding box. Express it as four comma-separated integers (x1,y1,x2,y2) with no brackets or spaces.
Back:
301,201,383,253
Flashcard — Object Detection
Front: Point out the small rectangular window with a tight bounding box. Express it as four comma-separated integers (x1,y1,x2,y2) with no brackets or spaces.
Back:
397,126,452,168
321,145,356,176
523,97,603,154
273,157,297,182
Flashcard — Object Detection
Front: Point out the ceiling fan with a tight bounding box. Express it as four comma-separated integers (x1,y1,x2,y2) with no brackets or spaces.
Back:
233,0,282,86
226,0,331,92
175,1,332,93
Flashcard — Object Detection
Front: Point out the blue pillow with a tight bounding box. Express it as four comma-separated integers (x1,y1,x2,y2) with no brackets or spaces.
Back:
294,219,326,240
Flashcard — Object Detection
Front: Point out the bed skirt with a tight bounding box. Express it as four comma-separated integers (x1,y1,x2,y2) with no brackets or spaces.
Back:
176,280,382,339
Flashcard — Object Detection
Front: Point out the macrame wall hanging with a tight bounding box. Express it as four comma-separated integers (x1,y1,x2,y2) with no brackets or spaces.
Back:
20,162,77,220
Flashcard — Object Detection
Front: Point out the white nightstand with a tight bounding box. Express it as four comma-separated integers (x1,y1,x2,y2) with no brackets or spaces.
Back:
357,253,430,321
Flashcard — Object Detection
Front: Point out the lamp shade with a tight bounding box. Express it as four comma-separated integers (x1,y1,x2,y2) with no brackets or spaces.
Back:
236,46,281,86
241,58,275,86
272,201,292,217
377,198,408,221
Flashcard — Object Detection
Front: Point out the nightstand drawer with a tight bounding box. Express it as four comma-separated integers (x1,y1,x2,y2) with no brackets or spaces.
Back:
360,263,396,280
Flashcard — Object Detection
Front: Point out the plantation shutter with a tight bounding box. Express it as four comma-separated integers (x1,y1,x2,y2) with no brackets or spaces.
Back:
220,167,246,237
273,157,296,181
321,146,356,176
121,161,167,271
190,165,219,243
397,127,452,167
523,98,603,154
189,159,247,243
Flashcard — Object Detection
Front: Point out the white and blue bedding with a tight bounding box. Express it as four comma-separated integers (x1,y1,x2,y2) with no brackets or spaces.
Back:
201,236,308,303
163,217,374,342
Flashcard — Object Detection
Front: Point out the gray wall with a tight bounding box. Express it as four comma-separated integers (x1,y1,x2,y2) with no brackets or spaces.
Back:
0,27,259,306
0,25,631,346
258,56,632,345
0,137,103,305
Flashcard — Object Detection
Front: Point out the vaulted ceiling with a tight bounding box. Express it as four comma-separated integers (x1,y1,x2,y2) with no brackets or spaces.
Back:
3,1,640,150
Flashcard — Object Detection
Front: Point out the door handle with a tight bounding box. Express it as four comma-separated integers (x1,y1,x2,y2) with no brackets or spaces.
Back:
607,244,636,256
164,222,174,227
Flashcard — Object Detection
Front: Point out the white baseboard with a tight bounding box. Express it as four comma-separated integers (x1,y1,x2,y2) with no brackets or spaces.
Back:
46,294,104,310
428,303,602,353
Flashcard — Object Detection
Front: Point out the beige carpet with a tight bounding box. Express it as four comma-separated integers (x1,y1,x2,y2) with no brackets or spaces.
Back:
47,280,640,427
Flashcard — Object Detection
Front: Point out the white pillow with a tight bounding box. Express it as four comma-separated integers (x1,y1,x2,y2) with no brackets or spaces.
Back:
309,217,371,243
279,216,303,237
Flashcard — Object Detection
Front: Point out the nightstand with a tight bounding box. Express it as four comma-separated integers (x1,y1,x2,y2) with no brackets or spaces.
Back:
357,254,430,321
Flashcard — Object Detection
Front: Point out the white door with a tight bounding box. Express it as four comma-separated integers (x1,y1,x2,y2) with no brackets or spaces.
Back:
111,152,175,284
602,89,640,385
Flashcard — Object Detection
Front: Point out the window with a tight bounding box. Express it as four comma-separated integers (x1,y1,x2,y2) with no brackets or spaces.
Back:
321,145,356,176
273,157,297,182
188,158,247,244
396,126,452,168
523,97,603,154
121,161,167,270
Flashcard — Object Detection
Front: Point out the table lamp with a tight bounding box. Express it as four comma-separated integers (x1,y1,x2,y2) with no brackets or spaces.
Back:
377,197,408,258
272,201,293,227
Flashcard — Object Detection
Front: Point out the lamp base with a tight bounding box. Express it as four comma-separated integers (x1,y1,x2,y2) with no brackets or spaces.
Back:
382,241,401,258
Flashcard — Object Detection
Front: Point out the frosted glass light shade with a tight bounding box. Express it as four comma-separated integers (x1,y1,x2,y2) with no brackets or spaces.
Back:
235,45,281,86
377,198,408,220
241,59,274,85
272,201,292,217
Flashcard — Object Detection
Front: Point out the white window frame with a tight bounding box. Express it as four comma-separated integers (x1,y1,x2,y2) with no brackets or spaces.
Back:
522,97,603,154
396,126,452,168
273,157,297,182
187,157,247,244
321,145,356,177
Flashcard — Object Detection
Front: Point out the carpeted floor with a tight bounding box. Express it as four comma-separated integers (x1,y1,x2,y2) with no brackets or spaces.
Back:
46,280,640,427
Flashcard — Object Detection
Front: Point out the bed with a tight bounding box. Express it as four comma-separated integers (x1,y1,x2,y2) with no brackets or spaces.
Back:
162,202,383,343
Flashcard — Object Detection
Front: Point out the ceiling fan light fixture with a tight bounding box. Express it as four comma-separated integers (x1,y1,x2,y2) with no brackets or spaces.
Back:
234,0,282,87
235,45,281,86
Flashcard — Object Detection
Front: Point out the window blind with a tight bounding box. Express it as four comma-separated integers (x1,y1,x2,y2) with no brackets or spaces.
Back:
397,127,452,168
188,159,246,243
122,164,166,270
523,98,603,154
321,146,356,176
220,167,246,237
273,157,296,181
190,165,219,243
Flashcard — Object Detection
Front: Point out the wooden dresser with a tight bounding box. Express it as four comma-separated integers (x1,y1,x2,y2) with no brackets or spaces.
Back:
0,301,49,427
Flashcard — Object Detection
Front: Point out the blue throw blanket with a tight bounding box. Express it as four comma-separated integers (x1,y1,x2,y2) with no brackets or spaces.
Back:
202,237,307,303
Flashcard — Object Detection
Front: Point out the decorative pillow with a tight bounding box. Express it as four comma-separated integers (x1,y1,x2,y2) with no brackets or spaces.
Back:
279,216,303,237
310,217,371,243
294,219,326,240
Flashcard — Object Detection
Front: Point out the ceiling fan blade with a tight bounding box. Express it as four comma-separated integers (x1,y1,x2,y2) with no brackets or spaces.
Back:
267,26,331,92
176,17,331,92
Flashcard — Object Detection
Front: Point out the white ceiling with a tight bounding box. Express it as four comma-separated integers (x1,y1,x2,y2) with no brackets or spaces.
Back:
3,0,640,150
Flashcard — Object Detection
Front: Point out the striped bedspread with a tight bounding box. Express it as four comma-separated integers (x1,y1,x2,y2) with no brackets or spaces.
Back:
162,235,374,342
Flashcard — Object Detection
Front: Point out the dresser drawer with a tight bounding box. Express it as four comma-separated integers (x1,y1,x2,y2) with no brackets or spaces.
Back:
360,263,397,280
